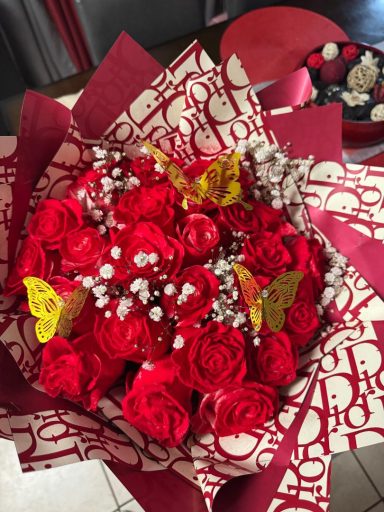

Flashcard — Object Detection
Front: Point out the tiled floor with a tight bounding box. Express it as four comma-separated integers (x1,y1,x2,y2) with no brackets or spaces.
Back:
0,438,144,512
1,436,384,511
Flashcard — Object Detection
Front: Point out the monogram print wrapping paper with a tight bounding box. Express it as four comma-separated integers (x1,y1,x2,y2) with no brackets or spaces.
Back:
0,32,383,512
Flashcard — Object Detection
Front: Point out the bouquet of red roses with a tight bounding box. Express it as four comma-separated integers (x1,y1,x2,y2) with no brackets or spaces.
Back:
1,33,383,512
4,133,332,448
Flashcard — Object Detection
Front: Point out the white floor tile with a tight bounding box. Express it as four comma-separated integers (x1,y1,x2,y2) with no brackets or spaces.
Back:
0,438,117,512
101,462,134,505
120,500,145,512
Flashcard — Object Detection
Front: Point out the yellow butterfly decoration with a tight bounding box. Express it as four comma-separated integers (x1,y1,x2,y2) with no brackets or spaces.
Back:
23,277,89,343
233,264,304,332
142,141,252,211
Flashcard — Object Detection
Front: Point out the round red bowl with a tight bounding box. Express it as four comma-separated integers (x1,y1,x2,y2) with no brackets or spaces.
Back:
303,41,384,148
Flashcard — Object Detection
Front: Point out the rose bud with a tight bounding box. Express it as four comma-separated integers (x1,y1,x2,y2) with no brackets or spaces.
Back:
192,383,278,436
176,214,220,263
320,57,346,85
39,334,125,411
122,357,191,447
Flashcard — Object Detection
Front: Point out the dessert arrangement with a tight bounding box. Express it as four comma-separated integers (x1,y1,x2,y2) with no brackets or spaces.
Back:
306,41,384,122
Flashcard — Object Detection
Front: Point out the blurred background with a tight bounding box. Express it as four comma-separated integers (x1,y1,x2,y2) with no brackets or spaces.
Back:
0,0,274,133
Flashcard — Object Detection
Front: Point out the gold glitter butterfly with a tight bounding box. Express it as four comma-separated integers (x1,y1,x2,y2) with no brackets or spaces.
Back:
23,277,89,343
142,141,252,210
233,264,303,332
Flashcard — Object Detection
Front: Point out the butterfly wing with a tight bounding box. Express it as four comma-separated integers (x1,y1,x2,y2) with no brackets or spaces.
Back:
199,153,252,209
58,285,89,337
142,141,190,194
233,264,263,331
23,277,62,343
264,271,304,332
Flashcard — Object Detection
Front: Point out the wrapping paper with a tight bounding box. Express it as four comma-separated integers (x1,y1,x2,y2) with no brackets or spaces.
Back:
0,32,383,512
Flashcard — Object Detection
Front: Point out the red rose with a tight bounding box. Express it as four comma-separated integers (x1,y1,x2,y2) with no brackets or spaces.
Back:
114,183,175,233
172,322,246,393
161,265,219,326
60,227,106,274
306,52,325,69
218,200,282,234
111,222,184,282
129,156,168,187
308,239,326,297
4,237,52,296
285,278,321,346
286,235,311,272
39,334,124,410
176,214,220,261
242,232,291,277
122,357,191,447
193,382,278,436
256,332,297,386
95,305,168,361
342,44,359,62
27,199,83,249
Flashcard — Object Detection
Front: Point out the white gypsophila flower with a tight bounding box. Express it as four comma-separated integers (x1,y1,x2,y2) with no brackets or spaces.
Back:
140,145,150,155
154,163,165,174
331,266,343,276
181,283,195,296
76,188,86,200
99,263,114,279
164,283,177,296
112,151,122,161
101,176,115,193
116,297,133,320
104,310,112,318
323,287,336,299
97,225,107,235
90,209,103,222
95,296,110,308
134,251,149,268
235,312,247,325
148,252,159,264
111,167,122,179
173,335,185,349
92,285,107,299
130,278,149,294
93,160,106,169
111,246,122,259
82,276,95,289
324,272,336,284
127,176,141,190
311,86,318,102
93,146,108,159
271,197,284,210
253,336,261,347
149,306,163,322
142,360,155,371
